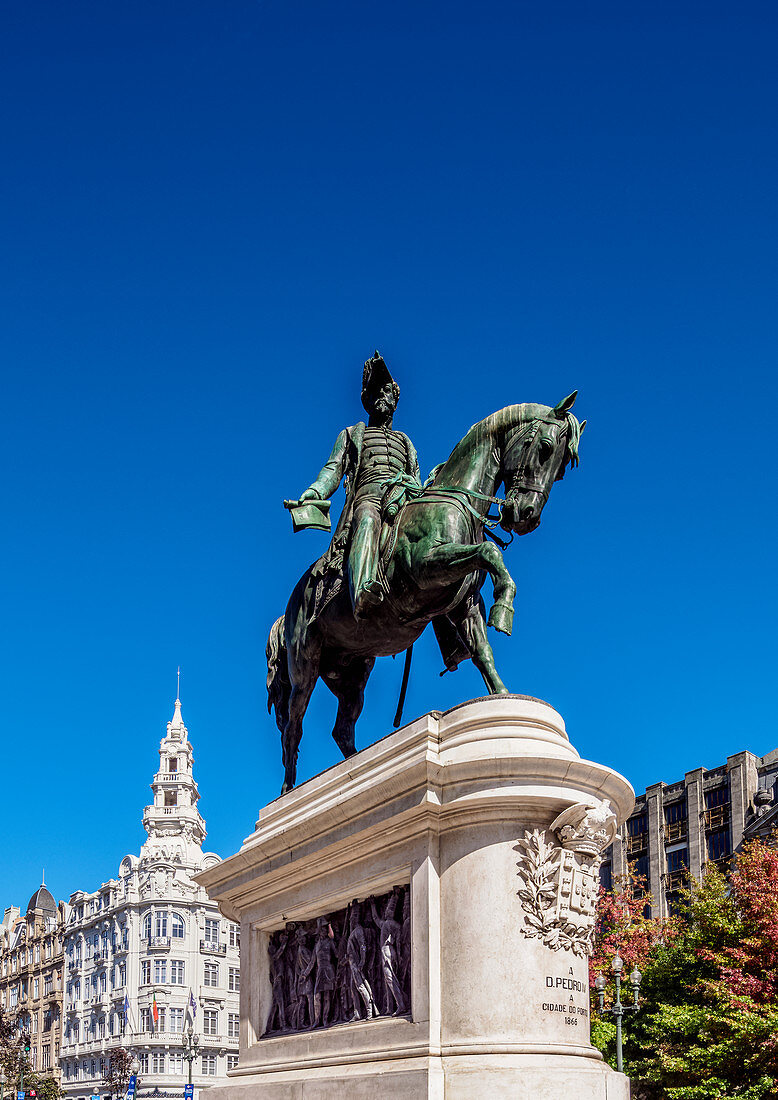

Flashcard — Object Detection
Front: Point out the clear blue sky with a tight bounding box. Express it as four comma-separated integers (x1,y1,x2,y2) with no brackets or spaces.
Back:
2,0,776,909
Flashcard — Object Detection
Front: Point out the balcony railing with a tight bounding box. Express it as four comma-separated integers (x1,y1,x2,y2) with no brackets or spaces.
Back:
200,941,227,956
704,806,729,830
664,869,687,891
147,937,171,949
665,821,687,843
626,833,647,854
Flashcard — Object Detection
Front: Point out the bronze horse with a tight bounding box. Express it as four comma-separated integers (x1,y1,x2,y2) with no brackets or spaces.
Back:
267,393,584,792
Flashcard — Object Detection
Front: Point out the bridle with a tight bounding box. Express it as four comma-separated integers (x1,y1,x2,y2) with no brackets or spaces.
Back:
422,415,568,548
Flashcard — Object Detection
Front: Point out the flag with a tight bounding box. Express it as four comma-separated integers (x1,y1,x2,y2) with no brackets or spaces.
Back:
186,989,197,1025
151,992,159,1032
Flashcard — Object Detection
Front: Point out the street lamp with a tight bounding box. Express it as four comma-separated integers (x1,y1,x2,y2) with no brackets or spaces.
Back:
594,950,642,1074
1,1065,7,1100
129,1055,140,1098
181,1026,199,1092
18,1031,31,1097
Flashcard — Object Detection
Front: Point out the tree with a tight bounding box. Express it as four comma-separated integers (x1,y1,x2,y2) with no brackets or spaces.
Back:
592,836,778,1100
588,869,670,1070
102,1047,134,1099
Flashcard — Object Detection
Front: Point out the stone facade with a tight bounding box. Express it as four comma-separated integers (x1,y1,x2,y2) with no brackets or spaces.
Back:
59,698,240,1100
0,888,68,1082
601,746,778,917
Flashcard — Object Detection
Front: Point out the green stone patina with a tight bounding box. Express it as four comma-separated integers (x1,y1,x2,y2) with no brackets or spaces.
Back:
268,351,584,793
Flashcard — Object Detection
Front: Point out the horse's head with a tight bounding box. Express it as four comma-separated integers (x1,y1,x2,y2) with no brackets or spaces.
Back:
499,391,585,535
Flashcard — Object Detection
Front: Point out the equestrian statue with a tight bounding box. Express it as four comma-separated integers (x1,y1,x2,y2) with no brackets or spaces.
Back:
268,351,585,793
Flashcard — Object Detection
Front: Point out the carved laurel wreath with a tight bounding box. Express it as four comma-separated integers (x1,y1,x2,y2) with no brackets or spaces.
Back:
515,829,594,957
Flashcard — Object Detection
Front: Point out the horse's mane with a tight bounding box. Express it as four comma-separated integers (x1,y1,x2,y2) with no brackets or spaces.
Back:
452,402,583,475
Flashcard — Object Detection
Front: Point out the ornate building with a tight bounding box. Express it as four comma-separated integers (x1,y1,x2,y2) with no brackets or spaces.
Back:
601,746,778,917
0,886,67,1082
59,697,240,1100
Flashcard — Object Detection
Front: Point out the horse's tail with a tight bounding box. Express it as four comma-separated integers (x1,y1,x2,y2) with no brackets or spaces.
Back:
266,615,291,734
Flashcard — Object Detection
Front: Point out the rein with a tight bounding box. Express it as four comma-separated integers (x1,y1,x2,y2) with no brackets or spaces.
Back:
415,486,515,550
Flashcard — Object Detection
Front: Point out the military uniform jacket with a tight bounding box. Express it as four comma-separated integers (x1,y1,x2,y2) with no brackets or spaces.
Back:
306,421,420,574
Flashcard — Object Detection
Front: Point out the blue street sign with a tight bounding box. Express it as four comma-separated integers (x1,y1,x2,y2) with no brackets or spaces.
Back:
126,1076,137,1099
17,1091,24,1100
184,1085,193,1100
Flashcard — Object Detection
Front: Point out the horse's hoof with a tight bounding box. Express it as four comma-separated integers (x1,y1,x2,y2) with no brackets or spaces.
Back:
488,604,514,635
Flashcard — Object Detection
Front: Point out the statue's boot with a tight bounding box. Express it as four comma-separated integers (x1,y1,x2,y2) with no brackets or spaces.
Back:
354,579,384,619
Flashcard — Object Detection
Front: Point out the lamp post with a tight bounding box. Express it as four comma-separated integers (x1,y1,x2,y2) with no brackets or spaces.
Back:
18,1031,31,1098
181,1026,199,1092
1,1065,7,1100
594,950,642,1074
129,1055,140,1099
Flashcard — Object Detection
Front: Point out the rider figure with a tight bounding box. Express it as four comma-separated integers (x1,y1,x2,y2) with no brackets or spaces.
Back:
298,352,421,619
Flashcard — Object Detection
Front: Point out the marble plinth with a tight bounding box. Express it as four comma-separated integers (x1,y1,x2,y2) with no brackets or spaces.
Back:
196,695,634,1099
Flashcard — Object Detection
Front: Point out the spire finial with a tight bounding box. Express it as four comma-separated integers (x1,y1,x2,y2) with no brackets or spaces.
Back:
41,868,45,886
177,665,181,703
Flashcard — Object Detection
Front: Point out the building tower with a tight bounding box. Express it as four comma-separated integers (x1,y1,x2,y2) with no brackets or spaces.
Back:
59,694,240,1100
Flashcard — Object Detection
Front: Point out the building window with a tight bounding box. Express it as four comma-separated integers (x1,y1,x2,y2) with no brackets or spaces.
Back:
201,1054,217,1076
169,1052,184,1075
228,968,240,992
33,979,39,999
229,924,240,948
203,1009,218,1036
140,1008,151,1033
667,848,688,873
142,913,152,940
139,1053,149,1074
664,800,687,825
599,861,613,891
98,1018,105,1038
141,961,152,985
164,790,177,807
227,1013,239,1039
205,919,219,941
157,1007,166,1032
170,960,185,985
155,912,168,938
705,786,729,809
154,960,167,984
227,1055,239,1071
203,962,219,987
171,913,185,939
169,1008,184,1033
708,828,731,862
169,757,178,773
44,974,53,995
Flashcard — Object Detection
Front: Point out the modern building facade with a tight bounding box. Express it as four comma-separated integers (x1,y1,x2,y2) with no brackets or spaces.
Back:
601,745,778,917
0,886,67,1082
59,697,240,1100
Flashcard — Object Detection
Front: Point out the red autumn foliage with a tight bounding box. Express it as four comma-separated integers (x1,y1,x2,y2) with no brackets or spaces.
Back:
711,834,778,1005
589,869,672,989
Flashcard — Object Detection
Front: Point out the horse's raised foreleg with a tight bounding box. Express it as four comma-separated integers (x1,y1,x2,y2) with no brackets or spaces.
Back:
419,540,516,635
451,594,509,695
322,655,376,759
282,636,322,795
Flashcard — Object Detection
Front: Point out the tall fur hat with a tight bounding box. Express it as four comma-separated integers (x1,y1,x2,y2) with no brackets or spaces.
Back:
361,350,400,413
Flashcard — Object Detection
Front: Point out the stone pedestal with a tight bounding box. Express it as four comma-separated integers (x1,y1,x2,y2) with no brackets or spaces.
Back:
197,695,634,1099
